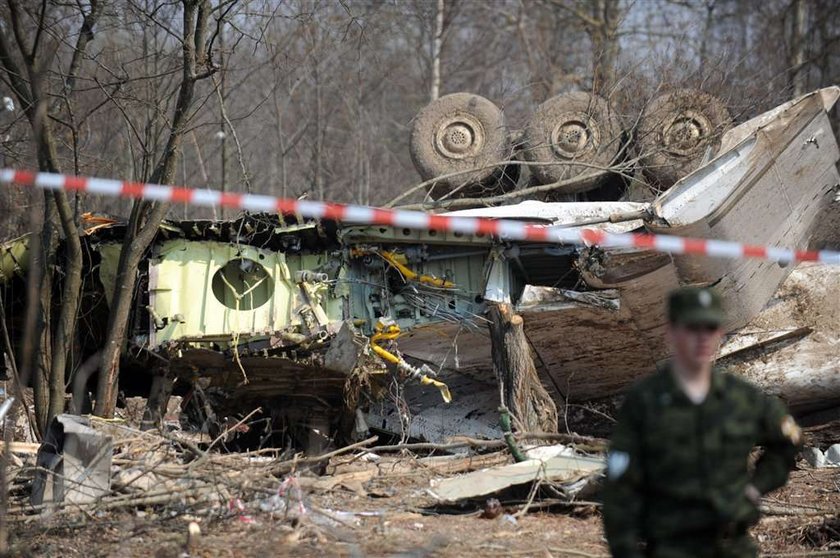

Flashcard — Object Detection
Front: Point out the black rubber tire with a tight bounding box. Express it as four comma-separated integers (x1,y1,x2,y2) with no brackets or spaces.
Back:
409,93,512,199
522,92,623,197
635,89,732,188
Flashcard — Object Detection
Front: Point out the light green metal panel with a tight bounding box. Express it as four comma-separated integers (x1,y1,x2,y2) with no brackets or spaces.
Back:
394,253,487,330
419,254,486,299
0,234,30,283
346,247,489,334
149,239,343,347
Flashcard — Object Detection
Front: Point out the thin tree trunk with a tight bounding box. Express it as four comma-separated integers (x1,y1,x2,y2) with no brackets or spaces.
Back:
430,0,444,102
271,88,288,198
815,7,831,89
590,0,621,94
95,0,212,417
34,114,81,425
219,21,227,219
0,0,100,430
365,155,370,205
515,6,545,103
48,191,83,421
791,0,809,96
33,195,55,433
698,1,716,76
314,61,324,200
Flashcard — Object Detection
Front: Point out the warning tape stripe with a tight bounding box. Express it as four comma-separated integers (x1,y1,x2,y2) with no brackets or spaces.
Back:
2,169,838,266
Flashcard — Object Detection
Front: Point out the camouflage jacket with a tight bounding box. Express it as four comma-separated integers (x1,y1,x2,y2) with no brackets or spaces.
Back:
602,365,800,558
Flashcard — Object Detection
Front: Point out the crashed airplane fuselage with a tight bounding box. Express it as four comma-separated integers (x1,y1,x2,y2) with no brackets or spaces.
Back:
2,88,839,443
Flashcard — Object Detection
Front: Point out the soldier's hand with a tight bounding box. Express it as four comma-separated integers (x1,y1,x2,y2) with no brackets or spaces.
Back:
745,483,761,506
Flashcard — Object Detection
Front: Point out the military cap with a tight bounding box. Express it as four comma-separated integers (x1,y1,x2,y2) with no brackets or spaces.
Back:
668,286,725,326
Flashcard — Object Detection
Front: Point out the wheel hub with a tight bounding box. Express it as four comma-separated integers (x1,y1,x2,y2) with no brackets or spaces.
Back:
435,114,485,160
550,113,599,159
662,110,711,156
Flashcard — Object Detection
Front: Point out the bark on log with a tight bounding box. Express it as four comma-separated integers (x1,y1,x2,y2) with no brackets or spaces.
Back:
488,303,557,433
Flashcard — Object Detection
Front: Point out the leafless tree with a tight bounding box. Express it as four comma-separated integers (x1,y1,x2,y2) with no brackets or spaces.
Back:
1,0,839,424
0,0,102,431
94,0,217,417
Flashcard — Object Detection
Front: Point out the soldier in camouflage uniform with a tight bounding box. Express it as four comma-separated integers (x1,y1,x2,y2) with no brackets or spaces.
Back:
602,287,802,558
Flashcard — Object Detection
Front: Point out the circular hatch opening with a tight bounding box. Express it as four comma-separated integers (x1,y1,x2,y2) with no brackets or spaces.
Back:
211,257,272,310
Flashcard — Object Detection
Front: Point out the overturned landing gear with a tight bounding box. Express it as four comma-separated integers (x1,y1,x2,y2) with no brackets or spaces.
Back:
522,91,624,199
410,93,517,200
635,88,732,189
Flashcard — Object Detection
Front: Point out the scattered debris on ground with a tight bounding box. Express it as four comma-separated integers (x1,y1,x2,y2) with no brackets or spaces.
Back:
802,444,840,468
3,409,839,557
1,67,839,558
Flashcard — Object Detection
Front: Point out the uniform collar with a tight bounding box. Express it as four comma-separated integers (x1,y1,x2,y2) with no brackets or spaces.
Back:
661,361,725,404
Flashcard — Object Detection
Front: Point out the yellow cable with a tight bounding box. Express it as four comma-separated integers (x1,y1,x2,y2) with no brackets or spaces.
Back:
369,320,452,403
419,375,452,403
352,248,454,289
379,251,455,289
371,343,400,365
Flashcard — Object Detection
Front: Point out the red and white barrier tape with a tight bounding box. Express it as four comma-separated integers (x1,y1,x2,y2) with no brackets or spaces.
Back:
2,169,838,265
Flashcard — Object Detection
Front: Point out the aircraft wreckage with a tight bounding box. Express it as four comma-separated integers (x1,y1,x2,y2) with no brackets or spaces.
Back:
2,87,840,448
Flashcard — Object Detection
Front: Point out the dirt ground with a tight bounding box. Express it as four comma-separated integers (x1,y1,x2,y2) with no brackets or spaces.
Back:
9,460,839,558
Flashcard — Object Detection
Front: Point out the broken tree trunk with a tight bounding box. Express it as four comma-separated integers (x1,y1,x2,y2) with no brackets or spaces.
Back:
488,303,557,433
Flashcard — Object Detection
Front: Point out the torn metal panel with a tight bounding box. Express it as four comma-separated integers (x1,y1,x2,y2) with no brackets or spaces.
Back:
366,374,503,444
579,248,674,288
323,321,370,375
31,415,113,511
718,327,813,361
169,349,348,404
717,87,840,154
1,211,124,285
146,239,343,348
97,242,122,306
732,336,840,413
517,286,620,312
484,256,511,304
447,200,648,233
519,298,659,400
395,323,490,381
429,452,604,503
650,89,840,330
